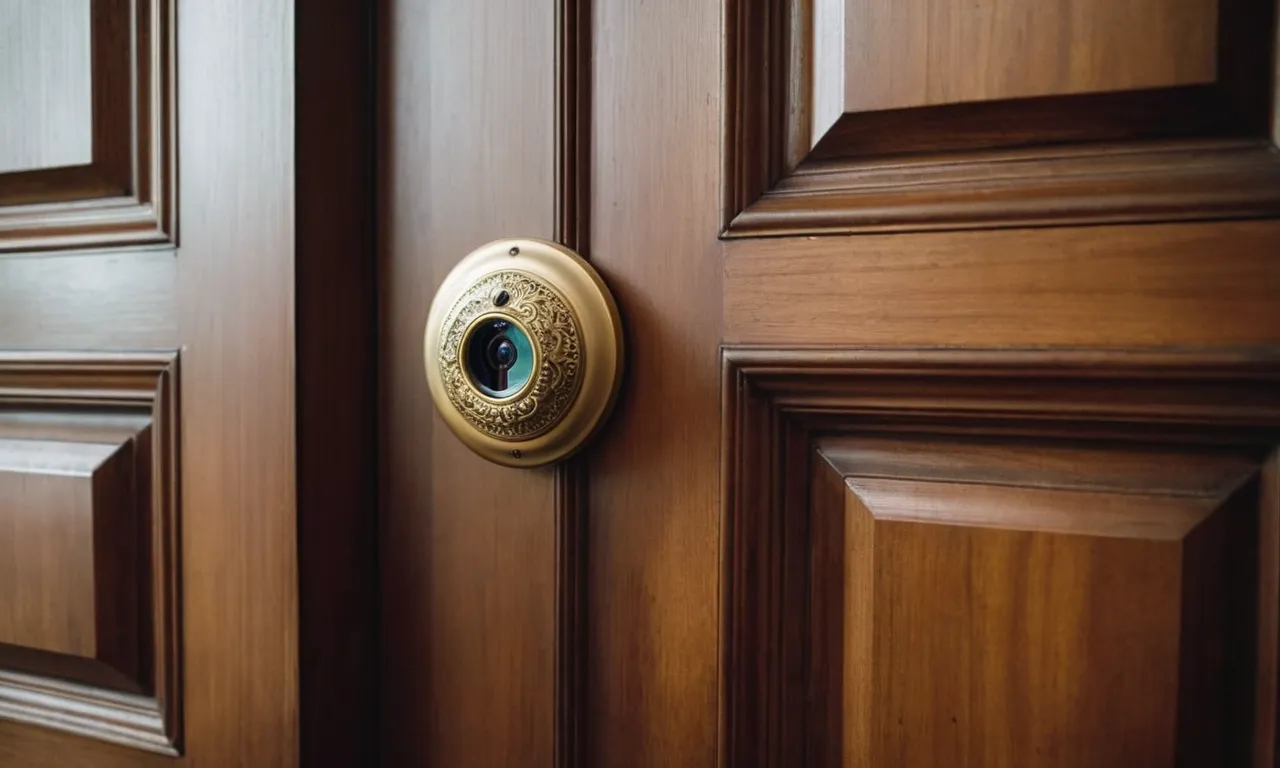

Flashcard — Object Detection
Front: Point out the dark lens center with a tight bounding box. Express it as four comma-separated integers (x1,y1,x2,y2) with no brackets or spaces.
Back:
488,337,517,371
465,318,531,397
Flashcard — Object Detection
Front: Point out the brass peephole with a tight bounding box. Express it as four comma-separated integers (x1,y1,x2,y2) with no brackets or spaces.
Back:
423,238,624,467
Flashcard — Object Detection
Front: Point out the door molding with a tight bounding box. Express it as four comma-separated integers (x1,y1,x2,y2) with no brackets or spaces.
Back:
554,0,592,765
0,352,181,755
723,0,1280,237
0,0,176,253
720,346,1280,766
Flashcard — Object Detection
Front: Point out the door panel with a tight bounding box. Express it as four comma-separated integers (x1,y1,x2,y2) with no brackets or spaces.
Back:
839,0,1218,114
823,439,1264,767
0,0,303,764
383,0,1280,766
0,356,179,755
724,351,1280,766
727,0,1280,237
0,0,92,174
0,0,173,249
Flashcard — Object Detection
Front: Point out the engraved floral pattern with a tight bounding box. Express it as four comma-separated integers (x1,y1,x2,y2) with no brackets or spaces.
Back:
439,271,582,441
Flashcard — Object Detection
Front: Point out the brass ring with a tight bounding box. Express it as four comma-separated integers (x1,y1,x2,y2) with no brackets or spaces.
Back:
457,311,542,405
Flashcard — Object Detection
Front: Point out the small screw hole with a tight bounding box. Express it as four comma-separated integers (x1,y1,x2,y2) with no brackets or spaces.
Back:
511,449,522,459
492,289,510,307
509,246,520,256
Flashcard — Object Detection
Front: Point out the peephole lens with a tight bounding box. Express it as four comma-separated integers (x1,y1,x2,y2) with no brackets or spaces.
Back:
465,318,534,398
488,337,517,370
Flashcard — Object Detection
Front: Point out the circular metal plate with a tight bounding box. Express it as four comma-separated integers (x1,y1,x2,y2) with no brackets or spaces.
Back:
424,238,624,467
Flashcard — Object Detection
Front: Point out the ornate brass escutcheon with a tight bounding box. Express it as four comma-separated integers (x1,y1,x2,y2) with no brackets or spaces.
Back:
423,238,624,467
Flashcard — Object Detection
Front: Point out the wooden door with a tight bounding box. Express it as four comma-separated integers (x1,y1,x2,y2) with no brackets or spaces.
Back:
0,1,375,765
380,0,1280,766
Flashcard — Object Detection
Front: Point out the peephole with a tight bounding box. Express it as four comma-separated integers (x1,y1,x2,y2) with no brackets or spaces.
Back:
465,317,534,398
487,335,517,371
424,239,624,467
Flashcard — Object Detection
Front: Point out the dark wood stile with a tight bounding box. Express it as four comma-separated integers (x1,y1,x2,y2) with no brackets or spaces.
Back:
298,0,379,765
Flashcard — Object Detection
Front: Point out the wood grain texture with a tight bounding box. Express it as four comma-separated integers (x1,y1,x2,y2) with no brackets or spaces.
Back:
848,498,1186,766
821,436,1260,497
724,0,790,228
296,0,377,764
0,353,180,756
0,0,93,174
0,439,123,658
584,0,724,765
807,456,852,767
841,0,1218,113
725,219,1280,347
722,348,1280,767
0,0,174,252
845,477,1221,540
378,0,558,765
0,0,300,763
727,137,1280,237
0,251,176,350
725,0,1277,236
805,89,1248,161
830,438,1264,766
174,0,298,763
0,722,169,768
827,441,1267,767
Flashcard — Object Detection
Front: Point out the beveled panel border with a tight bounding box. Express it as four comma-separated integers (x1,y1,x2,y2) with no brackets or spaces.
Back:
0,352,182,755
718,347,1280,766
723,0,1280,237
0,0,176,253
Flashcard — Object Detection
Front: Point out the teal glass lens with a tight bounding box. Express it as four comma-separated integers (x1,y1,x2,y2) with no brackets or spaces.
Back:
465,318,535,398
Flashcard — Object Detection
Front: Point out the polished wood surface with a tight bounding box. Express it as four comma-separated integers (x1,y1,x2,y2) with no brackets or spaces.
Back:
839,480,1175,765
0,0,92,174
584,0,723,765
728,140,1280,236
723,349,1280,766
175,0,298,762
840,0,1217,113
0,0,173,251
0,437,141,673
0,252,176,350
384,0,1280,765
0,0,303,763
0,441,109,657
826,436,1262,766
378,0,559,764
726,0,1280,237
726,219,1280,347
0,354,180,757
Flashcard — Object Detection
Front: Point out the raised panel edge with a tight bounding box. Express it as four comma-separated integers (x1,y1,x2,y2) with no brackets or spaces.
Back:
0,0,175,254
723,0,1280,238
719,347,1280,767
0,351,182,755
